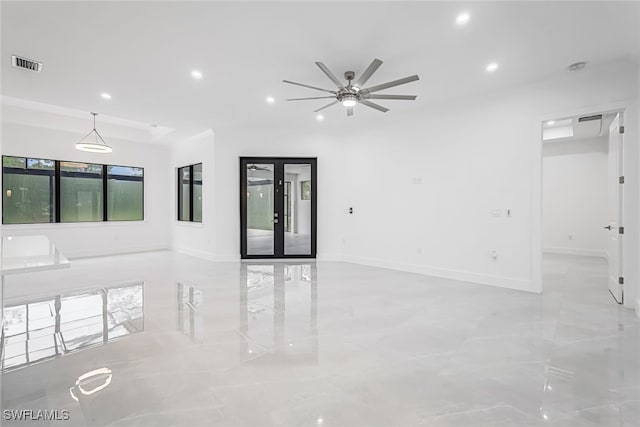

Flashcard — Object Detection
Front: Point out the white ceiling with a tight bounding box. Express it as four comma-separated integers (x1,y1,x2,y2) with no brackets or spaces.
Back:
1,1,639,143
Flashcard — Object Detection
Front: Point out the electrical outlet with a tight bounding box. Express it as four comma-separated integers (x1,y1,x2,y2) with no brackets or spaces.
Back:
491,250,498,261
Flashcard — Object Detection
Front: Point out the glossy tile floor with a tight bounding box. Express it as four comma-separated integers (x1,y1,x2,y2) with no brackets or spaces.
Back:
1,252,639,426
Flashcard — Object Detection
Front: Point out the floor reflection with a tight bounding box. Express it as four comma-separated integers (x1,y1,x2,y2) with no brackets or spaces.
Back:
2,282,144,372
176,282,203,342
239,263,318,364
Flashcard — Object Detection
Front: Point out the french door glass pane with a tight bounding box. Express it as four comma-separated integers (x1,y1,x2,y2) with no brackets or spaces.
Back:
284,164,311,255
246,163,274,255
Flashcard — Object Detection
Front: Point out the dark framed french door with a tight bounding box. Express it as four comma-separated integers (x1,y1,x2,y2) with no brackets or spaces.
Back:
240,157,317,259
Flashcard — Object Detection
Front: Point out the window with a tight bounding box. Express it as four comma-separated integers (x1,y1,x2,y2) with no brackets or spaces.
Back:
177,163,202,222
2,156,56,224
2,156,144,224
107,166,144,221
60,161,103,222
178,166,190,221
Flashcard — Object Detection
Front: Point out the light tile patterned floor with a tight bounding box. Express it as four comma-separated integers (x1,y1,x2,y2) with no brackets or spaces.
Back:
1,252,638,426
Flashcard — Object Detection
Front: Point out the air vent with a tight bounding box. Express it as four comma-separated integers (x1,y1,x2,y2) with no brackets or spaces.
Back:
578,114,602,122
11,55,43,72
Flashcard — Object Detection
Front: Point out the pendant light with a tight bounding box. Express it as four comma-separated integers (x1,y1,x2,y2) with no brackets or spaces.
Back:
76,112,112,153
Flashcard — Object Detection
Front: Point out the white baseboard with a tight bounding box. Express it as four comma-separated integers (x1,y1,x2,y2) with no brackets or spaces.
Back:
66,246,170,259
214,254,241,262
636,299,640,319
173,246,216,261
543,247,607,259
173,247,240,262
340,254,536,293
316,253,343,262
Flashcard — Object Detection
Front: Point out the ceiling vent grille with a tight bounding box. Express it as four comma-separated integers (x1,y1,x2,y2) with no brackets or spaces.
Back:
11,55,43,72
578,114,602,122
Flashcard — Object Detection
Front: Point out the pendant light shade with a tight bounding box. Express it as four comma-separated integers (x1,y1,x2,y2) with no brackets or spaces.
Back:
76,112,112,153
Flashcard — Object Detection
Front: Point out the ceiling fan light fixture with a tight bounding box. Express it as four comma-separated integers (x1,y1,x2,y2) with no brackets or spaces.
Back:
283,59,419,117
342,94,357,107
75,113,113,153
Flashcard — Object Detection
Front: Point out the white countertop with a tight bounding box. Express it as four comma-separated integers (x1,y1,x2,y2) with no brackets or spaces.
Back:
1,235,70,275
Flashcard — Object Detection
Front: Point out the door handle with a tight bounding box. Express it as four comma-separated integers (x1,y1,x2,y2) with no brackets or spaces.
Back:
604,225,612,230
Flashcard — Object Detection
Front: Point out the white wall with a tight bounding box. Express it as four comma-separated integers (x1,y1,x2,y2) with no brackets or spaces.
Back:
0,122,171,258
542,137,608,257
170,129,216,260
210,60,638,299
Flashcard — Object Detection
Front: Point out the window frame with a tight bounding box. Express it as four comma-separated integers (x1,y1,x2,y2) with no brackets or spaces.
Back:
2,156,56,224
106,165,145,222
177,163,202,223
2,155,144,225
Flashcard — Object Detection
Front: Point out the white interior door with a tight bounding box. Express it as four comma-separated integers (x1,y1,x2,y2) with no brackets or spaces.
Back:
607,113,624,303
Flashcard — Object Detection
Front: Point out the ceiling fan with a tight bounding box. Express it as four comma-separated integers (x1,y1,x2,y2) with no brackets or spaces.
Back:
283,58,419,117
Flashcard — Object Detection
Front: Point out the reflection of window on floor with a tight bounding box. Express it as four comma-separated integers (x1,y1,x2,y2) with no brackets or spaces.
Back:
2,282,144,372
177,283,203,342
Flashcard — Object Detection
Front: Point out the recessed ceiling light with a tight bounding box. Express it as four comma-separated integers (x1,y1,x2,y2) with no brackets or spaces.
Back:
546,120,555,126
456,12,470,26
100,93,112,100
191,70,203,79
486,62,499,73
567,61,587,72
316,114,324,121
266,96,275,104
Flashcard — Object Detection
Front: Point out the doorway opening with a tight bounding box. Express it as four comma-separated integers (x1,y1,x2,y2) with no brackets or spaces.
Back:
240,157,317,259
541,111,624,304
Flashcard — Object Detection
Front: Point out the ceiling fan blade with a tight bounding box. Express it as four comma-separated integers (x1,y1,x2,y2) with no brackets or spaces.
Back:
347,106,354,117
362,75,419,94
314,100,339,113
282,80,337,94
359,99,389,113
286,96,336,101
315,62,344,88
364,94,417,100
354,58,383,88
